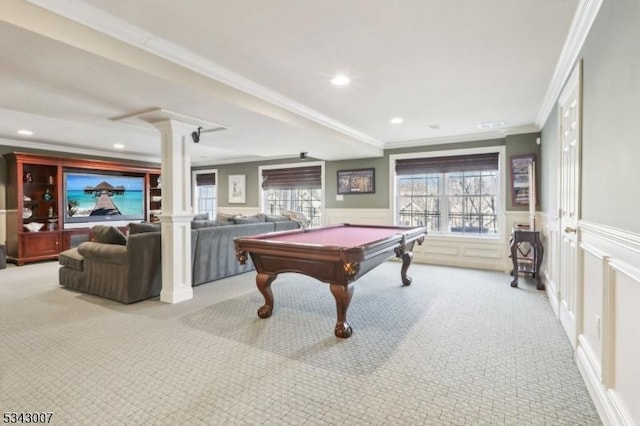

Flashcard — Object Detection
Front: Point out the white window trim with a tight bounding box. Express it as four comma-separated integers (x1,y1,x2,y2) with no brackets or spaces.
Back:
389,146,506,238
258,161,326,223
191,168,218,215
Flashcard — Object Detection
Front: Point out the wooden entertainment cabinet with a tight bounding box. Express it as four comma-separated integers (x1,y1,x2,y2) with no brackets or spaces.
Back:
4,153,160,265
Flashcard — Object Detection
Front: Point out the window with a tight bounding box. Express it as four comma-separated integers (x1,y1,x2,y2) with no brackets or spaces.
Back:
395,151,500,235
261,164,323,227
192,170,217,218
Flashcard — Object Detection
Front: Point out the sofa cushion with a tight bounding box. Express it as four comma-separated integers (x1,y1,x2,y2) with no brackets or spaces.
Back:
91,225,127,245
192,221,277,286
78,241,128,267
191,220,226,229
59,248,84,271
128,222,161,235
274,220,300,232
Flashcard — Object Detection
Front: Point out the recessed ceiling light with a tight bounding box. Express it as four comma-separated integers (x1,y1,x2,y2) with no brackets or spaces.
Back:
113,143,125,149
331,75,350,86
390,117,404,124
17,129,33,136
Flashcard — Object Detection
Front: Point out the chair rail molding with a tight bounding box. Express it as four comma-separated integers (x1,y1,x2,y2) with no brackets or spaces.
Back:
579,219,640,256
324,208,392,226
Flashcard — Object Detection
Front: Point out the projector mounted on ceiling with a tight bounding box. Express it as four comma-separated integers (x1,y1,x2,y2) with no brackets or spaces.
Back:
191,126,227,143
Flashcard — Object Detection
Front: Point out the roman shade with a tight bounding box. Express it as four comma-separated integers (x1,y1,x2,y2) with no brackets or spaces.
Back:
395,153,499,175
195,173,216,186
262,166,321,189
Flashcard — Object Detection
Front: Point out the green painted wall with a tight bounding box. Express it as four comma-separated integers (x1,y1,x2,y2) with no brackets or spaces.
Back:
3,133,541,221
504,133,542,211
540,0,640,233
325,157,388,209
540,104,559,216
193,157,305,208
194,135,539,211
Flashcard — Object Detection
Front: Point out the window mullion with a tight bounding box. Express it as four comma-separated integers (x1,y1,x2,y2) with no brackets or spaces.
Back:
441,172,448,233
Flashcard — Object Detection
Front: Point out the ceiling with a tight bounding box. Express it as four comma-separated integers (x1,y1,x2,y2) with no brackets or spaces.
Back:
0,0,580,165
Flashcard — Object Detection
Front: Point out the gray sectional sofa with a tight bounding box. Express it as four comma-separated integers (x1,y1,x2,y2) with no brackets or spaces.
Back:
58,215,300,303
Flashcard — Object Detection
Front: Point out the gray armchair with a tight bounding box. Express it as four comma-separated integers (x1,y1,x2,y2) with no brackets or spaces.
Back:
59,231,162,304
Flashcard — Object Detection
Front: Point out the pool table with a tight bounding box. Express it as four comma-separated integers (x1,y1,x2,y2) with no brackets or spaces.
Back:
234,223,427,338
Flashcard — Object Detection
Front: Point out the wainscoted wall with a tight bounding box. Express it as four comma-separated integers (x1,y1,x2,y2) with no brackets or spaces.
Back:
538,213,561,316
218,207,523,272
579,221,640,426
0,209,7,244
538,214,640,426
326,208,525,272
324,208,392,226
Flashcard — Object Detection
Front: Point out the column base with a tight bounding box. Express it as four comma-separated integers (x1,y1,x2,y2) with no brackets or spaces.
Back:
160,286,193,304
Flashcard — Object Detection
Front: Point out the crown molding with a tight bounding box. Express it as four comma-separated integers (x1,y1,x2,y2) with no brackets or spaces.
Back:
384,124,539,150
502,124,540,136
26,0,383,150
536,0,604,128
0,137,161,164
384,130,506,150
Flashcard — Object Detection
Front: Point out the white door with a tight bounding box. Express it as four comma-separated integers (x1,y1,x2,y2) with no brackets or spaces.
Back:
558,61,582,347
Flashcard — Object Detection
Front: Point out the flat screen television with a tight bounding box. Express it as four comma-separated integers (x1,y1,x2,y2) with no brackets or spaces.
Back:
63,171,145,224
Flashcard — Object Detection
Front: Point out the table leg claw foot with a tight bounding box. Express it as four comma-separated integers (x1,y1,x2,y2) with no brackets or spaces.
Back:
334,322,352,338
257,305,273,318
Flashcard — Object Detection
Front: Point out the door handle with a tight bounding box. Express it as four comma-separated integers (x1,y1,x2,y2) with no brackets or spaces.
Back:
564,226,577,234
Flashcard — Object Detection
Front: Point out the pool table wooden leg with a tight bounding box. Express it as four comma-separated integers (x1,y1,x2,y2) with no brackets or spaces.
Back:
400,251,414,285
330,283,354,338
256,273,277,318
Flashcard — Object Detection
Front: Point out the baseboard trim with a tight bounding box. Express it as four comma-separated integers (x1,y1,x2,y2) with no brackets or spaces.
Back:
577,345,634,426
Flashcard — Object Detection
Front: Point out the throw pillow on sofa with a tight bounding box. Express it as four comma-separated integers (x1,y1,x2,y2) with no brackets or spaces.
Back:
128,222,161,234
230,213,266,224
229,215,265,225
91,225,127,245
192,212,210,221
215,212,236,223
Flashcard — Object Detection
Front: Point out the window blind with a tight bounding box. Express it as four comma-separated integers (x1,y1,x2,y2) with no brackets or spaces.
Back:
195,173,216,186
395,153,499,175
262,166,321,189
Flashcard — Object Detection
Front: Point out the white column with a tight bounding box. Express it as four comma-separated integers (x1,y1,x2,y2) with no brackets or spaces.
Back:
152,119,194,303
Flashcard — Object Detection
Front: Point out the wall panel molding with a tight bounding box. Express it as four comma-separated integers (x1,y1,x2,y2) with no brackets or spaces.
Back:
326,208,509,270
575,220,640,426
0,209,7,244
538,212,560,315
324,208,392,226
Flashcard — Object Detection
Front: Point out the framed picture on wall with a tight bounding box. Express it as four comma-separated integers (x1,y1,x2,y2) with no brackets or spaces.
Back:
228,174,246,204
337,168,375,194
510,154,536,207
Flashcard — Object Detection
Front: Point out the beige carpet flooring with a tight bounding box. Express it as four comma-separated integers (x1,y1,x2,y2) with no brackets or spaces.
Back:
0,261,601,425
